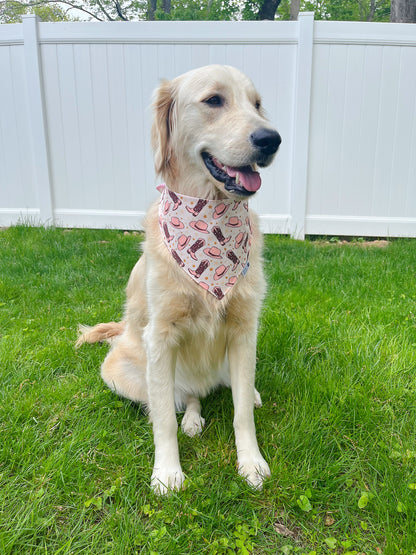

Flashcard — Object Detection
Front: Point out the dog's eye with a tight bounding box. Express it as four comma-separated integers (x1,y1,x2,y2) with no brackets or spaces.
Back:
255,100,261,111
203,95,224,107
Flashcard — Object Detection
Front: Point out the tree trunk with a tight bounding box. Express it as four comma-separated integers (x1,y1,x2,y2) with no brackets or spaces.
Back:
161,0,171,15
148,0,157,20
367,0,376,21
290,0,300,20
257,0,282,20
390,0,416,22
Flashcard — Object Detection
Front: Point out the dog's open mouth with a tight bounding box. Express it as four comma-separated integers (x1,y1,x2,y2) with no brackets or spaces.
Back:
202,153,261,197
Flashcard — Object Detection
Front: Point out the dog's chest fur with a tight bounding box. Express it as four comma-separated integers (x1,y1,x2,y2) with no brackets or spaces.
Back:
141,200,264,401
175,310,229,398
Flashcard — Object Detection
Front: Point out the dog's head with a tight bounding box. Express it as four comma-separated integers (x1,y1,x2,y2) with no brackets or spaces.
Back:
152,65,281,200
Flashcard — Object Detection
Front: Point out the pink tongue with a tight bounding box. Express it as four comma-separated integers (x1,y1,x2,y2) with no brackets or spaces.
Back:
226,166,261,192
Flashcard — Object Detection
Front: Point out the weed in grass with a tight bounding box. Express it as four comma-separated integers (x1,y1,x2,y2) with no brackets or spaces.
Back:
1,227,416,553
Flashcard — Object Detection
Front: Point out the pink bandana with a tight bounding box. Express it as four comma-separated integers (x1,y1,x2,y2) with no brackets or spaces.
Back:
158,185,252,300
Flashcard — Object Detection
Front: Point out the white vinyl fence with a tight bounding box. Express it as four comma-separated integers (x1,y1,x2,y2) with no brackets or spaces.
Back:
1,14,415,238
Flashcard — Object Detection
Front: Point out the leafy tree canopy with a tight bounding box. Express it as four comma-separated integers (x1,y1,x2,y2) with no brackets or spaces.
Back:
0,0,391,24
1,0,74,22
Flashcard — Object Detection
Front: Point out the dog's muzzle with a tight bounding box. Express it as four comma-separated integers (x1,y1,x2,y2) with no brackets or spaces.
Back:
202,128,281,197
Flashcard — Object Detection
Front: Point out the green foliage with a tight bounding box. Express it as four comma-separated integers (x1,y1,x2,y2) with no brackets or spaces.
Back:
1,0,73,22
241,0,263,20
357,490,374,509
156,0,240,20
296,494,312,512
303,0,390,21
0,0,392,23
0,0,149,23
33,4,75,21
1,228,416,553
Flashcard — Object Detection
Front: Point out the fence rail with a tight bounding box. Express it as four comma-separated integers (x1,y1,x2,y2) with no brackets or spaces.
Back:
1,14,415,238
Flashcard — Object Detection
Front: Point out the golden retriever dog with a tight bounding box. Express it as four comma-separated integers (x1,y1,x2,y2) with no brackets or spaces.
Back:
77,65,281,494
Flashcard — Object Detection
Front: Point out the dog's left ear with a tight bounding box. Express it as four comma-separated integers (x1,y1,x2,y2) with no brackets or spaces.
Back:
151,79,178,181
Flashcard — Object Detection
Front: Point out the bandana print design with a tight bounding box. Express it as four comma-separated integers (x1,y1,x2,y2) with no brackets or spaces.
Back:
158,185,252,300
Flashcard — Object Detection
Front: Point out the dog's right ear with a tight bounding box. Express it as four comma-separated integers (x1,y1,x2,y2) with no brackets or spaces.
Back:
151,79,177,181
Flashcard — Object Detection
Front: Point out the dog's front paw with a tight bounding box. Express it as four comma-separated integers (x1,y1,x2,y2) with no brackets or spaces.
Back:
181,411,205,437
151,466,185,495
238,456,271,490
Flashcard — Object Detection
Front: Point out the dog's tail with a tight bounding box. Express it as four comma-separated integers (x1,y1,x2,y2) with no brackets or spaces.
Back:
75,321,125,348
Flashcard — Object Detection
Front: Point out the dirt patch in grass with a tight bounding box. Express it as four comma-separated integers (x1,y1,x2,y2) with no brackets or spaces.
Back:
318,239,390,248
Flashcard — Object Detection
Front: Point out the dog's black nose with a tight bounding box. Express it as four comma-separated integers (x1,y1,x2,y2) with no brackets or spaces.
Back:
250,128,282,156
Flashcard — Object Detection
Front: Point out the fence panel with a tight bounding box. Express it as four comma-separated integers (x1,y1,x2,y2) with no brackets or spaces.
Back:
306,21,416,237
0,15,415,237
0,27,39,221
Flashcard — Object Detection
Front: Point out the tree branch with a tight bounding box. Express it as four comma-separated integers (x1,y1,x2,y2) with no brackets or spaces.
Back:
96,0,116,20
114,0,128,19
12,0,106,20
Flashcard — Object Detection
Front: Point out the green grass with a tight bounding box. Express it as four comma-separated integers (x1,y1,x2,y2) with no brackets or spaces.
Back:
1,226,416,554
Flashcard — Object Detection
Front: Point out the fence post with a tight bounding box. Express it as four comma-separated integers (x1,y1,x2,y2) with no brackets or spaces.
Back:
289,11,314,239
22,15,54,224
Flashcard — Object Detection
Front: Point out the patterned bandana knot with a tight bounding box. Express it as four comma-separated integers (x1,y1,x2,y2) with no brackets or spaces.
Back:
158,185,252,300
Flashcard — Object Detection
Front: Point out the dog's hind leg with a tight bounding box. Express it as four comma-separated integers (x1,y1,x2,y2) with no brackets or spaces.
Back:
181,395,205,437
101,335,148,404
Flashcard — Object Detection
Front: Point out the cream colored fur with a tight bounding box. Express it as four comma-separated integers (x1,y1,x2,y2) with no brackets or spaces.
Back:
77,65,280,495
